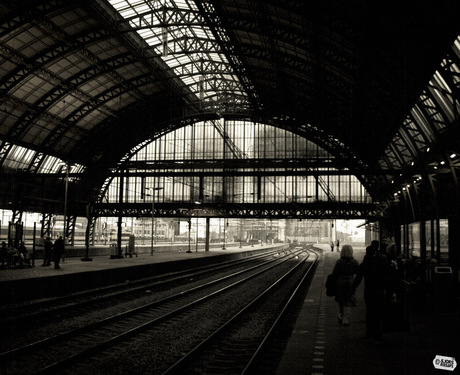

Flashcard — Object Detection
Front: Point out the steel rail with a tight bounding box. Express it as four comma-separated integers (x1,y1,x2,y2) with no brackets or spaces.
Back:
0,249,289,362
1,249,306,375
161,251,317,374
0,248,282,325
242,250,319,374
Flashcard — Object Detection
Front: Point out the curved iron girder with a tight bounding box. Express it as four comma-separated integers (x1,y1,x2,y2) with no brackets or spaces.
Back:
92,113,217,205
267,120,383,200
91,112,381,214
5,34,147,148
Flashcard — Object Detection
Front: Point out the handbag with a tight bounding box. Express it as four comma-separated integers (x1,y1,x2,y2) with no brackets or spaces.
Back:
325,273,337,297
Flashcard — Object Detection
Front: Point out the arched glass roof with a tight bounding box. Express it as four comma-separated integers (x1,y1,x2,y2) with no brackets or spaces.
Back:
102,120,371,206
0,1,459,221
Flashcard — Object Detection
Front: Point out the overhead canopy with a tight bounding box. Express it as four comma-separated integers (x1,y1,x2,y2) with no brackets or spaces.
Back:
0,0,460,218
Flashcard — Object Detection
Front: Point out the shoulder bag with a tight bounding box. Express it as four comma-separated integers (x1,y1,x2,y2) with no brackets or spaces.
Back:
325,273,337,297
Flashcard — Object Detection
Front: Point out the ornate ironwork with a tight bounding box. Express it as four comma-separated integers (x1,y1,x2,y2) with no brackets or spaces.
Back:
94,201,385,220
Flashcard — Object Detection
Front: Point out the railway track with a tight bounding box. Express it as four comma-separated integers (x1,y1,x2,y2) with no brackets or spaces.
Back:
0,248,284,322
0,248,285,351
0,248,315,375
162,251,318,375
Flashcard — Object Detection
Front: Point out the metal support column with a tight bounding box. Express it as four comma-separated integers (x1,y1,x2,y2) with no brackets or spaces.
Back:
205,217,210,252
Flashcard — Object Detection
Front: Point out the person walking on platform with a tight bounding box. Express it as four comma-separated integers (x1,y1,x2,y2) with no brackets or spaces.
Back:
53,236,64,269
42,237,52,266
332,244,359,326
352,245,389,344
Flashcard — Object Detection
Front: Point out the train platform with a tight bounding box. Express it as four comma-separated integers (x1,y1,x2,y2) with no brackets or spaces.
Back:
276,245,460,375
0,244,254,282
0,243,283,306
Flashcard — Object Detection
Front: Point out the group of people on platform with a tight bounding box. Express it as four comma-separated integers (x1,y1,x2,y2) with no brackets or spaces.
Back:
331,240,405,344
0,235,65,270
41,236,65,269
1,240,32,268
330,239,340,252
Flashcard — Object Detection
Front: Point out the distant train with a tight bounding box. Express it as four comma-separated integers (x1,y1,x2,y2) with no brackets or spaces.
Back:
108,230,133,243
0,226,87,245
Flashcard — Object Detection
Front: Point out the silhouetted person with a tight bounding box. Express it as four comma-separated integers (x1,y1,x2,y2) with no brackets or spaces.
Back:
42,237,52,266
333,244,359,325
18,241,31,267
7,246,20,267
53,236,64,269
385,243,404,303
370,240,380,253
1,241,7,267
353,245,389,344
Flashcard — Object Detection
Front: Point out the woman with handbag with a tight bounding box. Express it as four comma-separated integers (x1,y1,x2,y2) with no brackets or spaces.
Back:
333,244,359,325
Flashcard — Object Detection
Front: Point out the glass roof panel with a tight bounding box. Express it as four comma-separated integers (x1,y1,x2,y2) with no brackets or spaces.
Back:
0,143,82,175
442,58,460,86
409,105,434,144
108,0,249,111
433,69,452,93
420,91,451,127
128,119,336,163
452,36,460,61
381,34,460,167
427,81,455,124
3,145,36,170
115,119,370,205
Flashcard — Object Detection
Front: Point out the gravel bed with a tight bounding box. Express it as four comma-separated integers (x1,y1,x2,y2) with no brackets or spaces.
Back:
64,255,309,375
2,260,269,352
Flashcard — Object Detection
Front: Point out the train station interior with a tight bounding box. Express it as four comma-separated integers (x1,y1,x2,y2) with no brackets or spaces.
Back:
0,1,459,374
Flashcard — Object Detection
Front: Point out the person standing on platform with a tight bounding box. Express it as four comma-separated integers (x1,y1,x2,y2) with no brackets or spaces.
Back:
352,245,389,344
332,244,359,326
53,236,64,269
42,237,53,266
370,240,380,253
385,242,404,303
330,241,335,252
1,241,7,267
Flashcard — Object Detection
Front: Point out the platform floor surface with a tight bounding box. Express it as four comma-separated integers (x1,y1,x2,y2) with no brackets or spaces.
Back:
276,245,459,375
0,245,254,282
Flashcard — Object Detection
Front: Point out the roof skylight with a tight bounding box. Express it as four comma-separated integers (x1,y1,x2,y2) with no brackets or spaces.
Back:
108,0,250,113
379,34,460,170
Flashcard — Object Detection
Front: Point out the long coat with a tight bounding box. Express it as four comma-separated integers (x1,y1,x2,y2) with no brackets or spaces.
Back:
333,257,359,306
53,237,65,258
